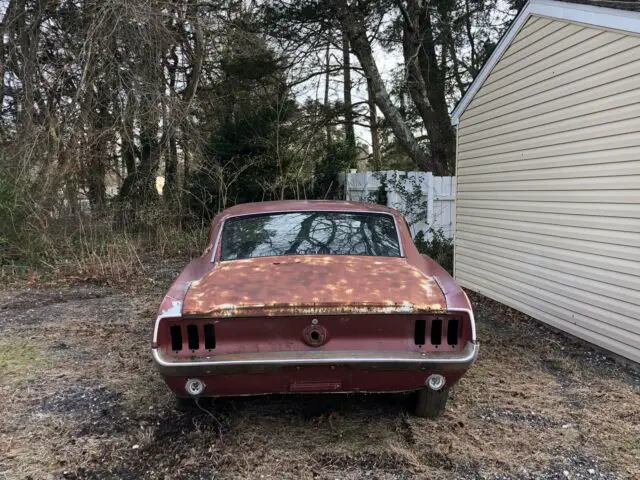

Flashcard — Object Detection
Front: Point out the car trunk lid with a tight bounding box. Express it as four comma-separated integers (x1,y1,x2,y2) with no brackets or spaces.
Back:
182,255,447,317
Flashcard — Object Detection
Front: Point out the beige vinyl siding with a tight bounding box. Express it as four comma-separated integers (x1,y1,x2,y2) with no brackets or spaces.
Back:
455,14,640,363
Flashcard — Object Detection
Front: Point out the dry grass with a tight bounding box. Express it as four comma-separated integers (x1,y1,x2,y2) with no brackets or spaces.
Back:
0,267,638,480
1,208,208,285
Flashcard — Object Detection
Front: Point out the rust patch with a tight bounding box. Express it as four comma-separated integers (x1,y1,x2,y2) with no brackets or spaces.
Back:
184,303,445,318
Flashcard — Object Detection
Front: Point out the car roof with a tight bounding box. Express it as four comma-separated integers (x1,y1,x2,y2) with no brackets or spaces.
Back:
219,200,399,217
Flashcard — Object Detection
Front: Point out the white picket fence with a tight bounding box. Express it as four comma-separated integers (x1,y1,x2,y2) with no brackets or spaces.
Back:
343,170,456,239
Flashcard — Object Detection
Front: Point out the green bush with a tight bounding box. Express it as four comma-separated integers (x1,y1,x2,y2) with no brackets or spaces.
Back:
313,141,357,199
414,228,454,274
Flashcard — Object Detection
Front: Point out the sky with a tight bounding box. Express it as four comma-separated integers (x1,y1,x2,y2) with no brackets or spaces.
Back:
291,39,403,150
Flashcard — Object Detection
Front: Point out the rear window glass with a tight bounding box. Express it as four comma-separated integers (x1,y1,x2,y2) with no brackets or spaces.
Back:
220,212,401,260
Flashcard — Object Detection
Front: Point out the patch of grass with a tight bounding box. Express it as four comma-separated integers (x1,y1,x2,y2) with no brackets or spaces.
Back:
0,342,46,380
467,292,640,478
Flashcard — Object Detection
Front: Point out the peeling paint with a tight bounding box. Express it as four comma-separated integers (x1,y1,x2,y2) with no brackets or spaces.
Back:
161,299,183,317
184,302,446,318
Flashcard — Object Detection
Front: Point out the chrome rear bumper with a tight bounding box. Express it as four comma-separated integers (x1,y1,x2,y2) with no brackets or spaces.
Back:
153,342,478,376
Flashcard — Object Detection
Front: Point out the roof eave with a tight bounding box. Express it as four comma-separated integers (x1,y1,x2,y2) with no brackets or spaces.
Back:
450,0,640,126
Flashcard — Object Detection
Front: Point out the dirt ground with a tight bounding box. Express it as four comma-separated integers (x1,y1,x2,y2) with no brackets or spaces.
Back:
1,259,639,480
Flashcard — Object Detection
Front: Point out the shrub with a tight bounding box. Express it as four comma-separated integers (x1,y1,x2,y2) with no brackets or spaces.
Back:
0,171,27,267
414,228,454,274
0,195,208,283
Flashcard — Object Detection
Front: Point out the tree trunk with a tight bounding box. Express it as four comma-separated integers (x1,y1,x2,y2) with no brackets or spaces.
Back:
337,7,430,169
16,0,36,128
422,4,456,175
121,32,162,206
163,46,179,202
118,90,138,200
87,86,110,209
138,112,160,203
87,142,106,208
324,39,332,145
182,136,190,189
164,133,178,201
399,0,456,174
0,3,8,114
342,30,355,148
121,91,137,177
464,0,478,77
366,77,381,170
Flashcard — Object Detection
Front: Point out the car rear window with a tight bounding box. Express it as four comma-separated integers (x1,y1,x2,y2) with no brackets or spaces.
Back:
220,211,401,260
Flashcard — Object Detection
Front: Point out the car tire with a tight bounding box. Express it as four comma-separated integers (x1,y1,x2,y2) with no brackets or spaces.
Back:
413,388,448,418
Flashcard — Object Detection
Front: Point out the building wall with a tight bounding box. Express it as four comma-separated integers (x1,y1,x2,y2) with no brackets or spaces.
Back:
454,15,640,363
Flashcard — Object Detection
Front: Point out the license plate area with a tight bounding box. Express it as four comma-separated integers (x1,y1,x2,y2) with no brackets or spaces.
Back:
289,380,343,392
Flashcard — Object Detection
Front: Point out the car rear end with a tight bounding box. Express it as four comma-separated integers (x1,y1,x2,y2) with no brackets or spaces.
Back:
152,304,477,401
151,205,478,417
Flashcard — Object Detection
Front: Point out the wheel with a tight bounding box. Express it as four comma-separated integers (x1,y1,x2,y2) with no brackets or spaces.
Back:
413,388,449,418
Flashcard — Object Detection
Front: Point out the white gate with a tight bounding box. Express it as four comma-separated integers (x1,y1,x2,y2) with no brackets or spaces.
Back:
343,170,456,239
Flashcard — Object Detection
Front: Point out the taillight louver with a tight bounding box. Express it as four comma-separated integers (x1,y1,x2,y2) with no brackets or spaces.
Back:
170,325,183,351
430,319,443,345
168,323,216,352
414,319,426,345
447,319,460,346
187,325,199,350
204,324,216,350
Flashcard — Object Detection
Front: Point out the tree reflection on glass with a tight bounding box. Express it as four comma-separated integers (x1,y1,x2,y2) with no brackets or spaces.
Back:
220,212,401,260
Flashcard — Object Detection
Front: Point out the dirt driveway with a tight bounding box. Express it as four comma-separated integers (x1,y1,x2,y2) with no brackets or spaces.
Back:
1,260,638,479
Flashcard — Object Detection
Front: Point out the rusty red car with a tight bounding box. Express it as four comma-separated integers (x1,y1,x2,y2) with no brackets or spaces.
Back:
152,200,477,417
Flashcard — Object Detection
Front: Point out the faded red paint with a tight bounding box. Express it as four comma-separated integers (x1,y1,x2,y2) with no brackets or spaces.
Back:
152,200,477,398
156,313,472,358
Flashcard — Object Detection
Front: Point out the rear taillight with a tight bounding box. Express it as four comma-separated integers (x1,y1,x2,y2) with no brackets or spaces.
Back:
168,323,216,352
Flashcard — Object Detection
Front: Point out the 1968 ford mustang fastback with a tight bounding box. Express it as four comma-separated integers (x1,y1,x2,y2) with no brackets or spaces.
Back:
152,200,478,417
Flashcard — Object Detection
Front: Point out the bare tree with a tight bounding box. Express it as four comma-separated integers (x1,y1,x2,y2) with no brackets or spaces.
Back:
367,77,381,170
